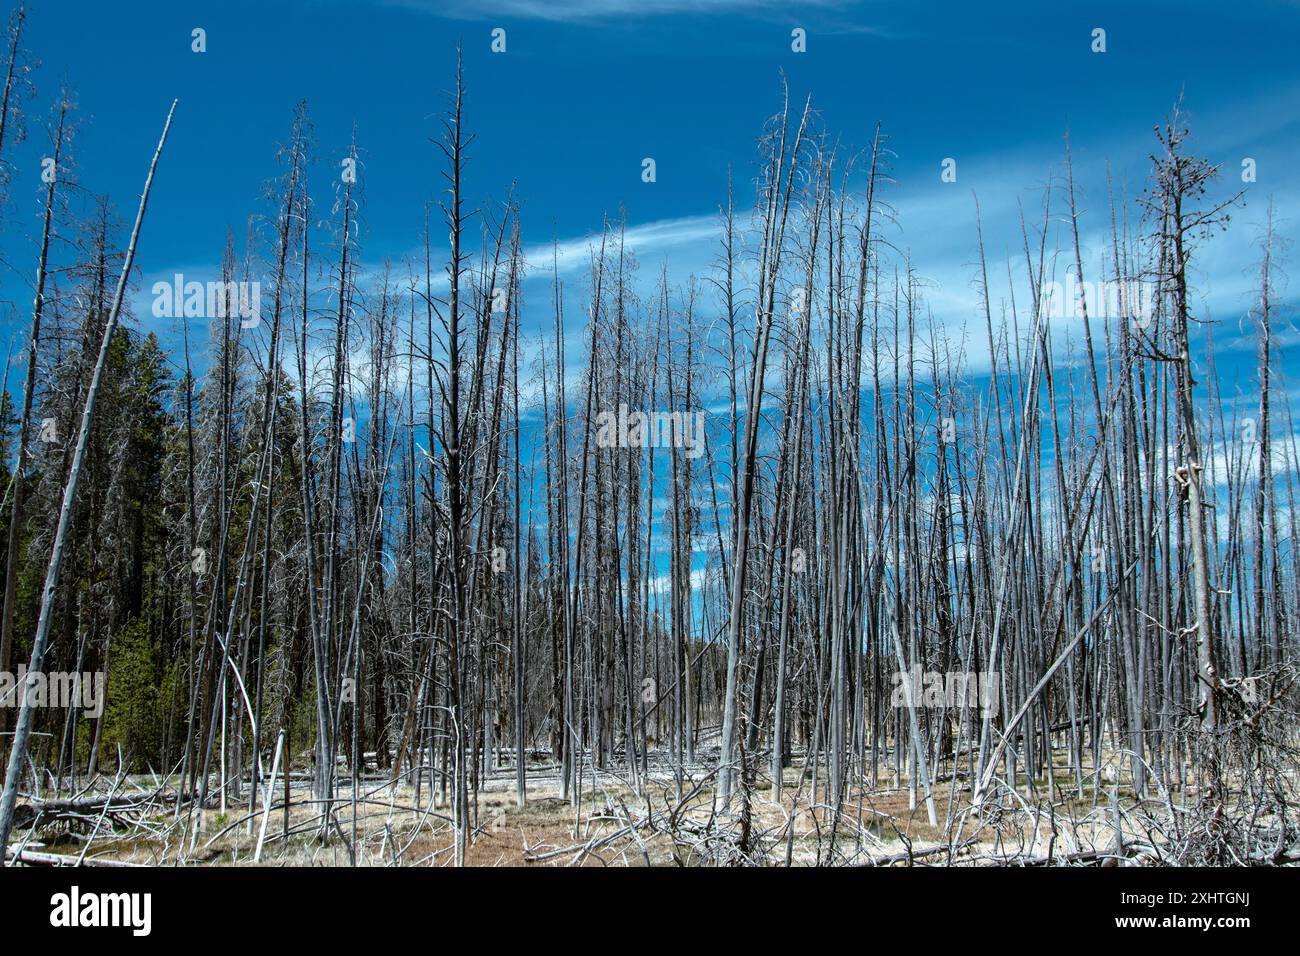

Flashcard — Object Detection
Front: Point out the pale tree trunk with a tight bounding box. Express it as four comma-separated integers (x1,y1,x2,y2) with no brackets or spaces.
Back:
718,89,810,808
0,94,68,711
0,100,176,860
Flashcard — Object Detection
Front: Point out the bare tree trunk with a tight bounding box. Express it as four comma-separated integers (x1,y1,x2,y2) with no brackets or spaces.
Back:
0,100,176,860
718,89,810,808
0,93,67,708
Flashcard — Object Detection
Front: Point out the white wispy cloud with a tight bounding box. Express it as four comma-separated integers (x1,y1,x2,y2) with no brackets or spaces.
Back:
385,0,849,24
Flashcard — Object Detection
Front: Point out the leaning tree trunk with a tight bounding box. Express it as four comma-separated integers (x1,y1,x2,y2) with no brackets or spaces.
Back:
0,100,176,860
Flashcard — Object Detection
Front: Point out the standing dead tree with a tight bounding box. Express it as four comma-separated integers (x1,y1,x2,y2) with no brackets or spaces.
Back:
0,100,176,861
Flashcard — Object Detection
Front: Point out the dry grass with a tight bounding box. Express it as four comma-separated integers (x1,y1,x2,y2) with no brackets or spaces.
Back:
16,742,1292,866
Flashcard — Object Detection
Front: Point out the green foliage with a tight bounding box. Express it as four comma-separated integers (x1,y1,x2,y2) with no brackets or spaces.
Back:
101,616,164,769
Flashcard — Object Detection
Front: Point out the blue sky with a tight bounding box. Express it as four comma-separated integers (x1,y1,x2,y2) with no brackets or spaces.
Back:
0,0,1296,607
1,0,1297,397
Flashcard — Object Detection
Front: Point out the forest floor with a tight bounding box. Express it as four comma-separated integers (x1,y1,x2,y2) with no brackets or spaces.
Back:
9,747,1213,866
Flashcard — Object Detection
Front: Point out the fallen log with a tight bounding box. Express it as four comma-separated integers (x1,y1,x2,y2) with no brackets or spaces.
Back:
13,787,188,820
856,838,979,867
4,847,142,867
